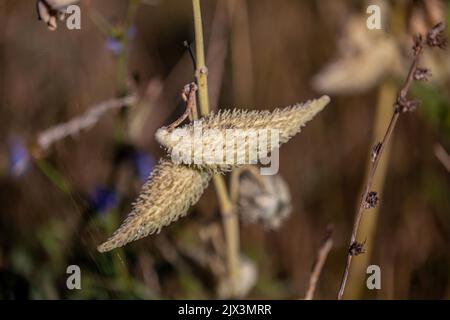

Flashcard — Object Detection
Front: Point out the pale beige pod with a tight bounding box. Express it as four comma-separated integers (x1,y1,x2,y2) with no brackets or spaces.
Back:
97,159,212,252
156,96,330,173
237,172,292,229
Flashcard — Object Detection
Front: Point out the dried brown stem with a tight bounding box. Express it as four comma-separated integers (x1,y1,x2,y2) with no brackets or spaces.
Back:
305,226,334,300
34,95,137,157
168,83,198,131
337,23,446,300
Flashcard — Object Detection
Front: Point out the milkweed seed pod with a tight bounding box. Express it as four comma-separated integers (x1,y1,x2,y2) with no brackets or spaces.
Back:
97,159,212,252
36,0,79,30
311,14,403,94
156,96,330,173
238,171,292,229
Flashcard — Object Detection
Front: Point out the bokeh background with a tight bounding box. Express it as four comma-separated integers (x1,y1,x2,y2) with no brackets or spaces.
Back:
0,0,449,299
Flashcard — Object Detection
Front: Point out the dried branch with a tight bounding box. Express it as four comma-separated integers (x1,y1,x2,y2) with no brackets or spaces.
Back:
168,83,198,130
343,80,397,298
35,95,136,155
337,22,447,300
305,226,334,300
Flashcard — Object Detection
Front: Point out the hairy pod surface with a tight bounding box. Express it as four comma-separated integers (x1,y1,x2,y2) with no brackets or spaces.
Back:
97,159,212,252
156,96,330,172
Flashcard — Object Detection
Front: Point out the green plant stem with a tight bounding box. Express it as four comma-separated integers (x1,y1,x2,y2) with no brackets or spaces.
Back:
192,0,210,116
116,0,139,95
35,159,72,195
213,175,240,294
192,0,240,296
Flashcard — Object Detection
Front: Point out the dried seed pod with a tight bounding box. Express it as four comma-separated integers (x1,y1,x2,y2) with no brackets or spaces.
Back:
237,172,292,229
97,159,212,252
156,96,330,173
312,14,403,95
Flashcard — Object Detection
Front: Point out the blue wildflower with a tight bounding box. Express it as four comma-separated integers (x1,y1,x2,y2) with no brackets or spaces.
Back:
132,151,154,183
8,140,31,178
90,187,118,215
105,26,136,56
105,37,123,56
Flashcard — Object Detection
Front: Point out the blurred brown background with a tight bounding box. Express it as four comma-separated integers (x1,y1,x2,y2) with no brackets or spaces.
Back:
0,0,449,299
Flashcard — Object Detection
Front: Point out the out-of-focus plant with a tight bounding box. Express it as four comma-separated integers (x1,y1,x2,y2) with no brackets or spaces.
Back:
337,21,447,300
231,166,292,230
7,138,31,178
313,0,449,300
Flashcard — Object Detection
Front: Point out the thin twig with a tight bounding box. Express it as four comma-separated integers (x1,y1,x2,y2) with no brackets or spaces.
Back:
337,23,447,300
168,83,198,130
184,40,197,71
35,95,137,155
344,80,397,298
305,226,334,300
191,0,241,296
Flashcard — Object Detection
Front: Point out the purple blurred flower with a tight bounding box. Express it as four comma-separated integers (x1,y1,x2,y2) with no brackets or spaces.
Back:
8,140,31,178
90,187,118,215
105,37,123,56
105,26,137,56
132,151,154,183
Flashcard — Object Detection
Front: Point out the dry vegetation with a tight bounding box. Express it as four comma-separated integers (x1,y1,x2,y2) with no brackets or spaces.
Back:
0,0,449,299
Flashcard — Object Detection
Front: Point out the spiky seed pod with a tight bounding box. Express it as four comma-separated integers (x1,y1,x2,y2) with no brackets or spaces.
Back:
98,97,330,252
155,96,330,173
97,159,212,252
